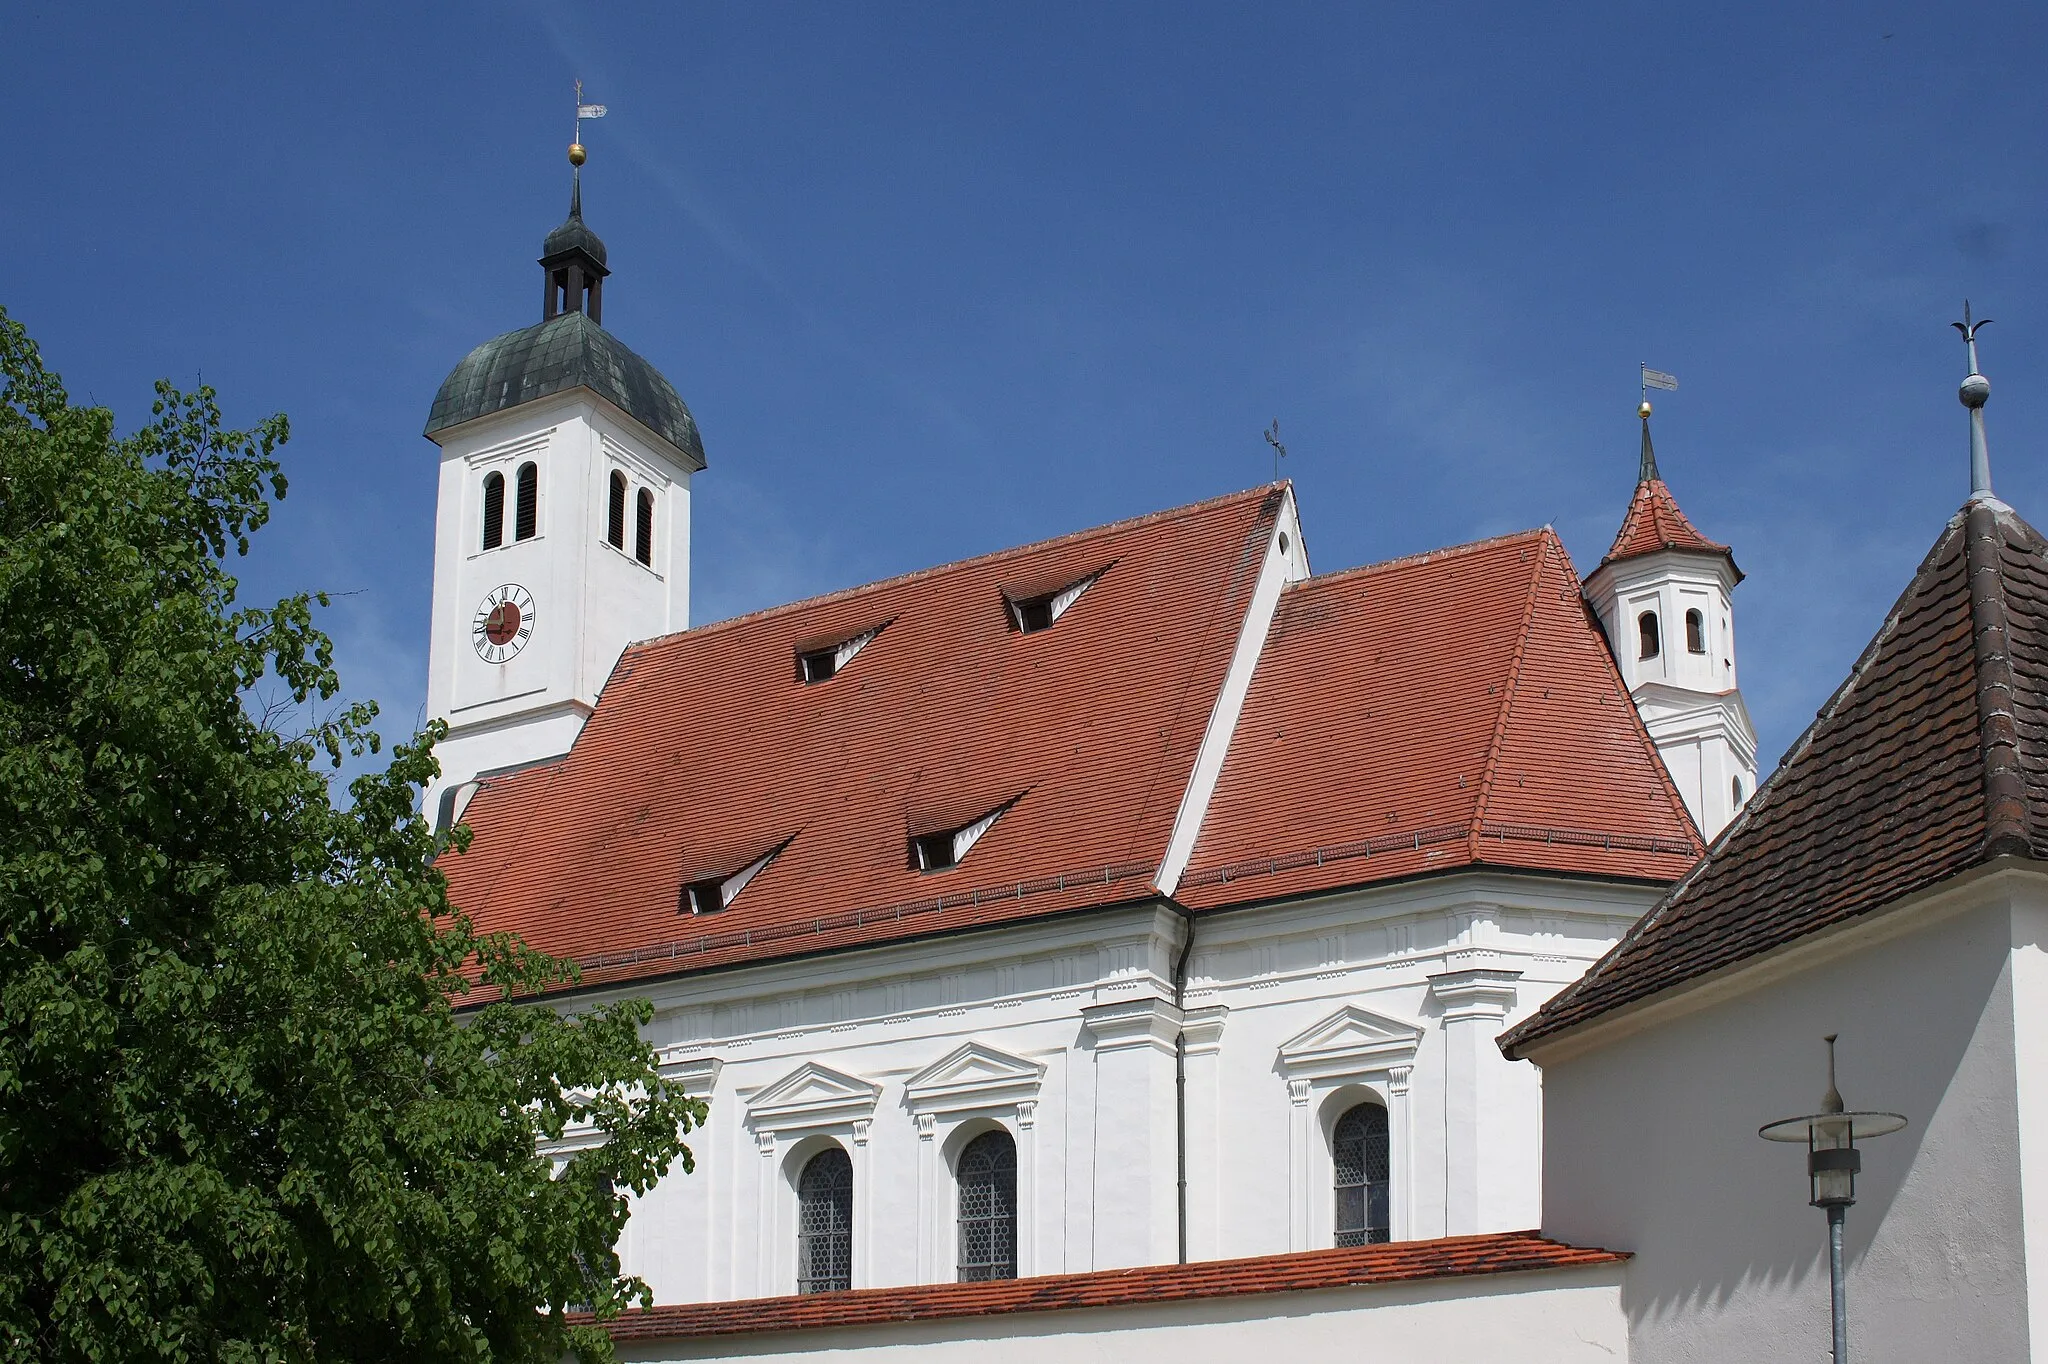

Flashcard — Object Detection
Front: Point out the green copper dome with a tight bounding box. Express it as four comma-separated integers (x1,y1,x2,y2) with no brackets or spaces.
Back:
423,311,706,469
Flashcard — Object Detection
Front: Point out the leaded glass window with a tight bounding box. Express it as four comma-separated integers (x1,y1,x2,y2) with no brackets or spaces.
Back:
956,1130,1017,1281
1333,1102,1390,1246
797,1147,853,1293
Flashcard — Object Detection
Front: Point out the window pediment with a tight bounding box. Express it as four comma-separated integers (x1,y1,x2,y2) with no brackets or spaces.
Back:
1277,1004,1423,1081
746,1060,882,1133
904,1040,1045,1115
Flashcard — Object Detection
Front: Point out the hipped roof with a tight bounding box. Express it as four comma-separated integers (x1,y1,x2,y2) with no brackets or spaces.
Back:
1505,497,2048,1057
1178,529,1700,907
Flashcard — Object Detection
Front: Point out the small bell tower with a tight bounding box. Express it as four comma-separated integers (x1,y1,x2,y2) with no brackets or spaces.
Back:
418,97,707,828
1583,395,1757,841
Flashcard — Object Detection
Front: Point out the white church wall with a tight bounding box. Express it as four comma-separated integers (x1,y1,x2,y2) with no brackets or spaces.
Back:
1533,868,2042,1363
558,870,1658,1307
609,1264,1631,1364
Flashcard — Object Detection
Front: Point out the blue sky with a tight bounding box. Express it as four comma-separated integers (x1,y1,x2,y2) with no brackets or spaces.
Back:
7,2,2046,779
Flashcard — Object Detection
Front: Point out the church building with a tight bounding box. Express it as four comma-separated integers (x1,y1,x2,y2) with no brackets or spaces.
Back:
423,166,2046,1360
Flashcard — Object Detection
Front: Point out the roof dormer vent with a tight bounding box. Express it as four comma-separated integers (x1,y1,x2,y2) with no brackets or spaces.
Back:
908,797,1019,873
796,621,889,684
1004,565,1109,634
679,836,793,915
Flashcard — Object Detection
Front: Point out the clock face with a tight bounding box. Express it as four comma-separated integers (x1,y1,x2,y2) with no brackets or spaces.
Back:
472,584,536,664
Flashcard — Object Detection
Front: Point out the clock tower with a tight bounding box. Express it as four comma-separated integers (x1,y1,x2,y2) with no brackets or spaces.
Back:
420,163,706,828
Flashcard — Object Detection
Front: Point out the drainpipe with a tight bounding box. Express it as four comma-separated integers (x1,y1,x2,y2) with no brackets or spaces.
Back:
1164,894,1198,1265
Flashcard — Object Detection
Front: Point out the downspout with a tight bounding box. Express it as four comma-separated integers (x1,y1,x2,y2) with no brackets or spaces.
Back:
1164,894,1198,1264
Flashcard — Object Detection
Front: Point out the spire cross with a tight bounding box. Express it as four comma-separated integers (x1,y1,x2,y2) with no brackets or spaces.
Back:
1953,301,1995,500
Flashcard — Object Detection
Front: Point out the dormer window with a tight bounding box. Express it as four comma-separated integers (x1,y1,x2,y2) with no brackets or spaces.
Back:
1685,608,1706,654
678,837,793,915
909,798,1017,873
797,623,887,684
910,831,957,872
1004,566,1108,634
1637,611,1661,661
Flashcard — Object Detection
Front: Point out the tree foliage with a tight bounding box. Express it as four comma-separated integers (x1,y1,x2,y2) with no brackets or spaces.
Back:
0,308,702,1362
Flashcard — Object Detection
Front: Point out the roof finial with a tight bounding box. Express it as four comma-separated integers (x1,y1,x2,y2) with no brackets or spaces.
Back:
1638,364,1678,484
1954,302,1994,500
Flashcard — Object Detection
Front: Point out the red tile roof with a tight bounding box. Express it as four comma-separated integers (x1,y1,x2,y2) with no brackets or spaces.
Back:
595,1233,1626,1342
441,487,1287,991
442,490,1706,996
1178,529,1701,908
1504,499,2048,1058
1602,478,1732,569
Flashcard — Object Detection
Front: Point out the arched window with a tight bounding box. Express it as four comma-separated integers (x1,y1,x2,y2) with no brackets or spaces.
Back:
480,471,505,550
607,470,628,549
514,462,538,541
635,488,655,566
956,1130,1017,1282
796,1147,853,1294
1732,776,1745,806
1637,610,1661,661
1333,1102,1390,1246
1685,608,1706,654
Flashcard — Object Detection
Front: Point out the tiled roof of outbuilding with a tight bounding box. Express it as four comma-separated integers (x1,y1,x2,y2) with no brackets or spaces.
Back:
1504,497,2048,1057
1178,529,1700,907
593,1232,1627,1342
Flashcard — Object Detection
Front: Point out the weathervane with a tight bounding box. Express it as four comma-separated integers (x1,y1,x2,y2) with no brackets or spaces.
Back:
1953,301,1994,500
1637,365,1678,483
569,79,607,168
1264,420,1288,481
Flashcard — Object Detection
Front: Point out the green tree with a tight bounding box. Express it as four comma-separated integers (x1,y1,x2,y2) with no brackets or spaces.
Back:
0,308,702,1362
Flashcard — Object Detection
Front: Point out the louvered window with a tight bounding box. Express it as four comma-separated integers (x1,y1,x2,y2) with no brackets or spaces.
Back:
514,462,538,541
1685,608,1706,654
1637,610,1661,661
1333,1102,1390,1246
481,471,505,550
956,1131,1018,1281
636,488,655,565
797,1148,854,1294
607,470,627,549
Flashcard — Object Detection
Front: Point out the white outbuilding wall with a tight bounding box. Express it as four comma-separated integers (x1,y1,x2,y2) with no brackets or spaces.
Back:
551,869,1658,1306
1532,864,2048,1362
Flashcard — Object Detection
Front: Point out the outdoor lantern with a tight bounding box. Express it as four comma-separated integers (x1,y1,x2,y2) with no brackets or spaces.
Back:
1759,1035,1906,1364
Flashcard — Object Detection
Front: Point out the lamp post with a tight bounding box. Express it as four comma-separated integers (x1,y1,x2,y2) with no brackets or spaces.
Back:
1759,1035,1906,1364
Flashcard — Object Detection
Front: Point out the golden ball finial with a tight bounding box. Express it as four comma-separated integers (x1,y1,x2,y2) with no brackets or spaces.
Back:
568,142,587,167
1638,399,1653,419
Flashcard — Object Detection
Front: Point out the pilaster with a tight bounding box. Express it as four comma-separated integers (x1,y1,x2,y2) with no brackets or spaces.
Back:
1080,996,1182,1267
